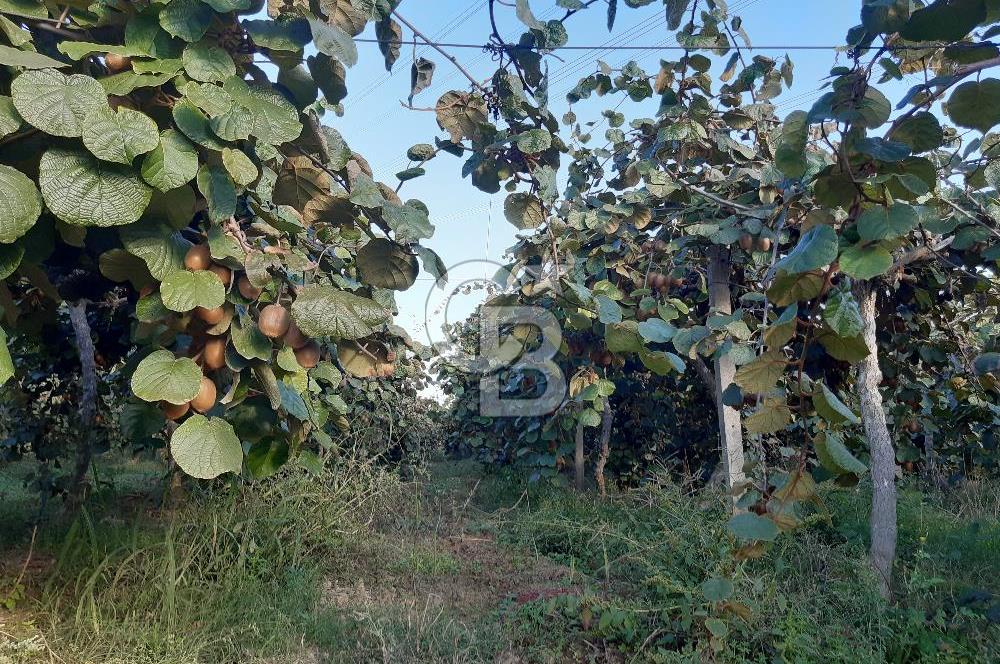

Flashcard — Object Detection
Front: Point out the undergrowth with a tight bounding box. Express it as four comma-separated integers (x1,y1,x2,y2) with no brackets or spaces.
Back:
0,457,998,663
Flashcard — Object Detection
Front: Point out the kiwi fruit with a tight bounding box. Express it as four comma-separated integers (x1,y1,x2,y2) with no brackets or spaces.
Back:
208,264,232,286
190,376,217,413
258,304,290,338
738,233,754,251
203,337,227,370
185,245,212,271
105,53,131,73
196,306,226,325
237,276,262,300
294,341,321,369
162,401,190,420
283,321,309,349
755,237,772,252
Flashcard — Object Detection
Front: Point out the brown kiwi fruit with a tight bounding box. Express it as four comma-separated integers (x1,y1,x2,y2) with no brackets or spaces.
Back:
377,362,395,378
905,420,921,433
294,341,321,369
105,53,131,73
738,233,754,251
203,337,227,370
196,306,226,325
283,321,309,349
385,350,398,362
138,285,155,298
190,376,217,413
755,237,772,252
185,245,212,271
653,239,667,252
162,401,190,420
237,276,262,300
208,263,232,286
258,304,290,338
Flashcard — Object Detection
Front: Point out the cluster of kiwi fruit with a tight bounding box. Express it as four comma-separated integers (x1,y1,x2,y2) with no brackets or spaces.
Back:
641,238,668,254
159,244,320,421
645,271,684,295
738,233,772,252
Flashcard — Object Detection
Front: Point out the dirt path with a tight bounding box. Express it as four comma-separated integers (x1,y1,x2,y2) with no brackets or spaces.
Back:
315,461,583,663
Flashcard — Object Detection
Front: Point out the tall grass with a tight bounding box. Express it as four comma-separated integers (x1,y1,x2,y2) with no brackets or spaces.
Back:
32,459,401,663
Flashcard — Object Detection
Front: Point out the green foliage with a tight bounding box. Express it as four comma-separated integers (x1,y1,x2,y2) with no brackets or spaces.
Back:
0,0,443,480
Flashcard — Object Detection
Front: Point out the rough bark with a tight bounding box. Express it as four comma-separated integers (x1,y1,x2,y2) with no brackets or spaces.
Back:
707,247,745,502
922,431,945,490
854,281,897,600
66,301,97,507
595,397,614,497
693,356,717,401
574,418,585,492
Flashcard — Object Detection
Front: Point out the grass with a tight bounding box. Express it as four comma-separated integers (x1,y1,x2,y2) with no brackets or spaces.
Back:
1,454,998,663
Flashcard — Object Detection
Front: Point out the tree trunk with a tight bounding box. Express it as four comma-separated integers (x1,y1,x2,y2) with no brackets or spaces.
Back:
66,301,97,507
574,418,585,492
707,247,745,502
854,281,897,600
595,397,614,497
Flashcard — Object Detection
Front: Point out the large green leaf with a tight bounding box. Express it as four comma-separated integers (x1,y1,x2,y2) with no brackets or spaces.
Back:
160,269,226,312
213,77,302,145
173,98,228,150
11,69,105,137
734,351,787,394
728,512,779,542
131,349,202,404
356,238,418,290
196,164,237,223
99,248,155,289
120,222,191,279
813,384,860,426
0,243,24,279
171,415,243,479
775,110,808,178
775,225,838,274
839,243,893,279
890,112,943,153
308,15,358,67
823,289,863,338
0,44,68,69
382,202,434,242
744,398,792,434
246,437,290,478
946,79,1000,133
815,431,867,476
0,165,42,244
159,0,214,42
0,327,13,387
231,315,272,360
856,203,918,243
141,129,199,192
901,0,985,42
81,106,160,164
221,148,258,186
291,285,390,340
39,148,152,227
182,40,237,82
504,192,546,230
0,95,23,140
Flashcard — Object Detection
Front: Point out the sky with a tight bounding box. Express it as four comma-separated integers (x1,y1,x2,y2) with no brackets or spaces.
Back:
319,0,919,350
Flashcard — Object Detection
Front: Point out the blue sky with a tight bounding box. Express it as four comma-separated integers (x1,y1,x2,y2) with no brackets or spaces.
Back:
323,1,915,345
